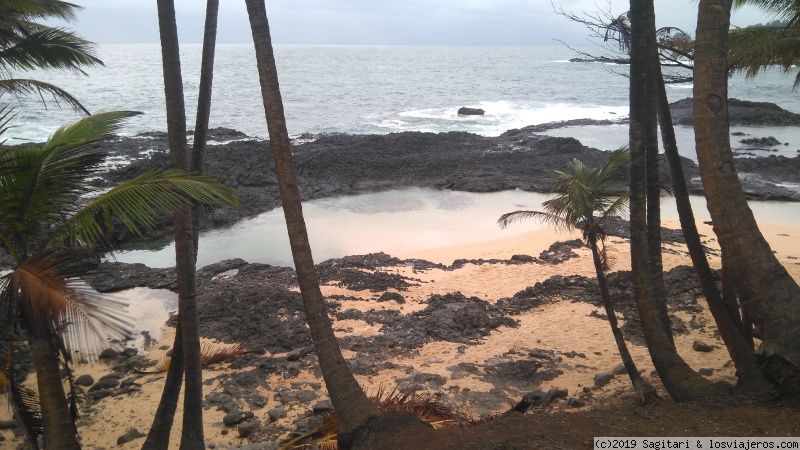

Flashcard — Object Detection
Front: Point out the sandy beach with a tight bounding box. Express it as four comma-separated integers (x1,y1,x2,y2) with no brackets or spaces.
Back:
2,216,799,449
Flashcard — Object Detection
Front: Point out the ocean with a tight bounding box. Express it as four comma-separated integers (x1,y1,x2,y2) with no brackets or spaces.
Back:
7,43,800,159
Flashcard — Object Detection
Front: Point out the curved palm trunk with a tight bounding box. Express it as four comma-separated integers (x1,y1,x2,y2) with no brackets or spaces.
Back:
655,70,770,392
629,0,715,401
588,232,658,404
156,1,205,448
191,0,219,254
243,0,382,446
141,322,184,450
31,336,80,450
695,0,800,395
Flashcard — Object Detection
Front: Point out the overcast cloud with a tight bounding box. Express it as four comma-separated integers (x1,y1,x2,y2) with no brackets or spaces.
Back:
64,1,773,45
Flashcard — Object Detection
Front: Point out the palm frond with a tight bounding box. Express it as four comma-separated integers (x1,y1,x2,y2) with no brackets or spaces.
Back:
49,168,237,248
44,110,141,150
146,341,261,373
728,26,800,89
497,210,576,231
600,193,630,222
0,0,81,22
733,0,800,23
8,378,43,449
0,78,90,114
0,102,17,143
0,25,101,75
281,386,469,450
10,248,133,362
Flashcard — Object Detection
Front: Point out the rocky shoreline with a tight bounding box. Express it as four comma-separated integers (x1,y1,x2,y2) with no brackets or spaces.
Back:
92,105,800,245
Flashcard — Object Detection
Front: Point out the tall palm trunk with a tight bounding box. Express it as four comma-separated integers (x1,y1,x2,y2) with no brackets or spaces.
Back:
694,0,800,395
141,322,184,450
587,231,657,404
30,335,80,450
655,69,770,392
242,0,382,446
144,3,218,448
155,1,205,448
629,0,715,401
191,0,219,253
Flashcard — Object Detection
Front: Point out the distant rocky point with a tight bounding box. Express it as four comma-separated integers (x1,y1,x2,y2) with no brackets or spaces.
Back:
669,97,800,126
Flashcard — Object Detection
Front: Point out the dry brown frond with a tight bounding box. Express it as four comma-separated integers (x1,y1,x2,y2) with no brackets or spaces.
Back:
280,385,472,450
144,341,261,373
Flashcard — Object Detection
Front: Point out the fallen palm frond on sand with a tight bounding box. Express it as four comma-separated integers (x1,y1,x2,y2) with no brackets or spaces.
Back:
280,386,472,450
136,341,262,374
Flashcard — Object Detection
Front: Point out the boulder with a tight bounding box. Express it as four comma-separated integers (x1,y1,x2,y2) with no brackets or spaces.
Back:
692,340,715,352
117,428,145,445
75,374,94,386
594,372,615,387
457,107,485,116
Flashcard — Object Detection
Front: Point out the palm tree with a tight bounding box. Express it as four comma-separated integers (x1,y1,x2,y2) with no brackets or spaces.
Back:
142,1,219,449
0,111,237,449
696,0,800,396
498,149,658,405
152,1,205,448
242,1,397,447
0,0,102,114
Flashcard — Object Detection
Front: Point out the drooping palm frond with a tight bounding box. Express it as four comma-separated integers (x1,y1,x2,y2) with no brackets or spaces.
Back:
728,25,800,89
10,248,133,361
0,101,16,143
8,379,43,449
0,0,81,23
733,0,800,24
0,25,101,76
0,78,90,114
49,168,238,248
497,210,576,232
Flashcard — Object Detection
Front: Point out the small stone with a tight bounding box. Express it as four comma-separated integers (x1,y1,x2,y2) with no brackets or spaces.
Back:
75,374,94,386
286,347,313,361
117,428,145,445
312,400,333,415
693,340,714,352
99,348,119,359
90,378,120,391
698,368,715,376
99,372,125,381
593,372,615,388
88,389,115,400
223,410,253,426
144,376,165,384
238,421,258,438
308,382,322,390
295,390,318,403
567,398,586,408
267,407,286,421
122,348,138,357
612,364,627,375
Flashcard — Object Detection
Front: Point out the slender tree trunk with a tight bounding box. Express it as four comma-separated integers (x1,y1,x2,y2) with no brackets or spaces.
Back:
242,1,384,446
31,336,80,450
588,232,658,405
141,322,184,450
656,72,771,393
191,0,219,254
695,0,800,395
629,0,715,401
156,1,205,448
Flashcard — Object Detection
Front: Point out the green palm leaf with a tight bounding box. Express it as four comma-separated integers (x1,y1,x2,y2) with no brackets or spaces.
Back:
49,169,238,248
0,0,80,23
0,78,90,114
497,148,629,259
0,25,102,76
728,26,800,88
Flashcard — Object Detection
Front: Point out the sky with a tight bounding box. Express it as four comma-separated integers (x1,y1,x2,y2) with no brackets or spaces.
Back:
63,0,775,45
